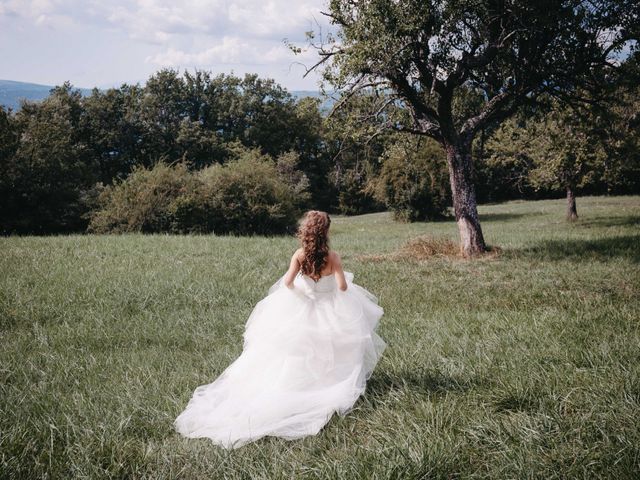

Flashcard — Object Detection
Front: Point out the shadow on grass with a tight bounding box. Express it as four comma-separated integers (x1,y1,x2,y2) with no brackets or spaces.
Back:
479,212,541,222
511,234,640,263
366,368,477,401
577,215,640,228
492,392,540,414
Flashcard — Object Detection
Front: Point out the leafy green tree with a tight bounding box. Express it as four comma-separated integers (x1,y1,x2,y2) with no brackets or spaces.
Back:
175,118,230,169
3,83,97,233
0,107,20,233
310,0,638,254
526,107,604,220
594,57,640,194
137,69,187,164
290,97,334,210
81,85,145,182
483,116,537,199
323,93,389,214
486,96,639,220
373,135,450,221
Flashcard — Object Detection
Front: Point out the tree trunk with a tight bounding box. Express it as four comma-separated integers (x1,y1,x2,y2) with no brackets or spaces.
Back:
445,142,486,256
566,185,578,221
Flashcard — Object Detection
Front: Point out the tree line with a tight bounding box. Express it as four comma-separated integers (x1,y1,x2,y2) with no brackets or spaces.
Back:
0,63,638,236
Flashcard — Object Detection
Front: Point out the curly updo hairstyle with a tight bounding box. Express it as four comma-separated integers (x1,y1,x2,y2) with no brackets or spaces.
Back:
297,210,331,281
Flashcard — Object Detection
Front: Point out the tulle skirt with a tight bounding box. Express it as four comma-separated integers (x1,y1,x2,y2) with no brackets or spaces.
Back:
174,272,386,449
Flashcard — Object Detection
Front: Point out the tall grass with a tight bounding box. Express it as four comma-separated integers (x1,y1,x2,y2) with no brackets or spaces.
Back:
1,195,639,479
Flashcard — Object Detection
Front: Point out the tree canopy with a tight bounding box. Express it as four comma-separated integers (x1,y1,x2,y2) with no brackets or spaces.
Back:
309,0,638,254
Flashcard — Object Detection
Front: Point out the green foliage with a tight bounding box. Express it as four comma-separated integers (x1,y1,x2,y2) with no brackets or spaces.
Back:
0,71,330,234
324,93,390,215
486,105,605,197
527,109,604,193
81,85,145,182
594,79,640,194
1,84,97,234
373,136,450,221
2,55,639,235
320,0,635,141
476,119,538,202
193,150,310,235
88,162,198,234
89,149,309,235
175,118,230,169
330,166,380,215
291,97,335,210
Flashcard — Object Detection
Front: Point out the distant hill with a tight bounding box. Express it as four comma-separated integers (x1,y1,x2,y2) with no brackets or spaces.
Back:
0,79,333,112
290,90,335,112
0,80,93,111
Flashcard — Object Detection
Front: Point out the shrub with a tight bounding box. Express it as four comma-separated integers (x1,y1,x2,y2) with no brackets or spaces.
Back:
88,149,309,235
373,136,450,221
195,150,309,235
88,162,197,233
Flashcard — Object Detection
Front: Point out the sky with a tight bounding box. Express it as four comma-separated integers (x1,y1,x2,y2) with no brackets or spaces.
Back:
0,0,331,91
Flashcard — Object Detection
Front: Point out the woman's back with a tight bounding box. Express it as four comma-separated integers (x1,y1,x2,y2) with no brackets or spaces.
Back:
288,248,348,291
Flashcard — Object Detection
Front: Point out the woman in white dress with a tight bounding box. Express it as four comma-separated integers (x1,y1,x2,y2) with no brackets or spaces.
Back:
174,210,386,449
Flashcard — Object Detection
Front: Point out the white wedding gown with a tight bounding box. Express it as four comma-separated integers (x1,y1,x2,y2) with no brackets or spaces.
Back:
174,271,386,449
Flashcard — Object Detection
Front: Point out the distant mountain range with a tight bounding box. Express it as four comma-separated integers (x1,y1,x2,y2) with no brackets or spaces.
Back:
0,80,332,112
0,80,93,111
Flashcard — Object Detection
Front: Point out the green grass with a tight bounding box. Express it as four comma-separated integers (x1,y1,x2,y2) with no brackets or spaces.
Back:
1,195,639,479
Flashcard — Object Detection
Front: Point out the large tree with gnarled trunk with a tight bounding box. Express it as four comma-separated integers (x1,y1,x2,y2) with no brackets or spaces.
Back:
309,0,638,255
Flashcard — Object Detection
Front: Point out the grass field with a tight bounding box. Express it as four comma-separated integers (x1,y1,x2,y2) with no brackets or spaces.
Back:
1,195,639,479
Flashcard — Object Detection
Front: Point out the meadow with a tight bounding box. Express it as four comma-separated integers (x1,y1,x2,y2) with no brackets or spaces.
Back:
1,195,639,479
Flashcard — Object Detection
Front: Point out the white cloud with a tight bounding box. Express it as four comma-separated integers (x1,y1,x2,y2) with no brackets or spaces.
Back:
0,0,331,89
147,37,250,65
146,35,317,67
95,0,327,44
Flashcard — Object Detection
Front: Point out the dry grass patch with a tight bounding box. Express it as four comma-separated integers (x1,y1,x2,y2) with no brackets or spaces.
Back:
399,235,460,259
356,235,501,262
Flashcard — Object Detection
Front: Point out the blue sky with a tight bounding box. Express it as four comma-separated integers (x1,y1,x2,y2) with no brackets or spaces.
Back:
0,0,329,90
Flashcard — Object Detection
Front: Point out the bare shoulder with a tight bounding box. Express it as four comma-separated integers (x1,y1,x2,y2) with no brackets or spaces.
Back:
328,250,342,265
294,248,304,262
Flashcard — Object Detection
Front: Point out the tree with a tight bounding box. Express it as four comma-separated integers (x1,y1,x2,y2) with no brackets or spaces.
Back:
81,85,145,182
0,106,20,232
3,84,97,233
137,69,187,164
290,97,334,210
529,107,604,220
594,53,640,194
310,0,638,254
323,92,389,214
488,107,602,221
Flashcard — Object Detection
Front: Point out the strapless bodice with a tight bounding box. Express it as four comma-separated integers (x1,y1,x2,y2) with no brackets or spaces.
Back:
298,274,336,293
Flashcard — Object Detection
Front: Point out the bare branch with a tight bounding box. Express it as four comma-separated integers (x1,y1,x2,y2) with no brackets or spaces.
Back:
460,90,514,137
326,78,389,118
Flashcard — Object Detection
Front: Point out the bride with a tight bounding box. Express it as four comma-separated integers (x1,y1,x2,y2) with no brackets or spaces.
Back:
174,210,386,449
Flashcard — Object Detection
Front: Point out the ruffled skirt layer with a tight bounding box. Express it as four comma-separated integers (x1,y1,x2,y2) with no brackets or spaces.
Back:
174,272,385,449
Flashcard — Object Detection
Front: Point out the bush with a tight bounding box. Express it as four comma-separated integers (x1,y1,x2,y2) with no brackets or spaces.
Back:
88,149,309,235
194,150,309,234
88,162,198,233
332,167,383,215
373,136,450,221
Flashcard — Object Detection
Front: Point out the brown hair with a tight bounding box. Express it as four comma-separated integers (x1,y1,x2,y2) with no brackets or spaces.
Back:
297,210,331,281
